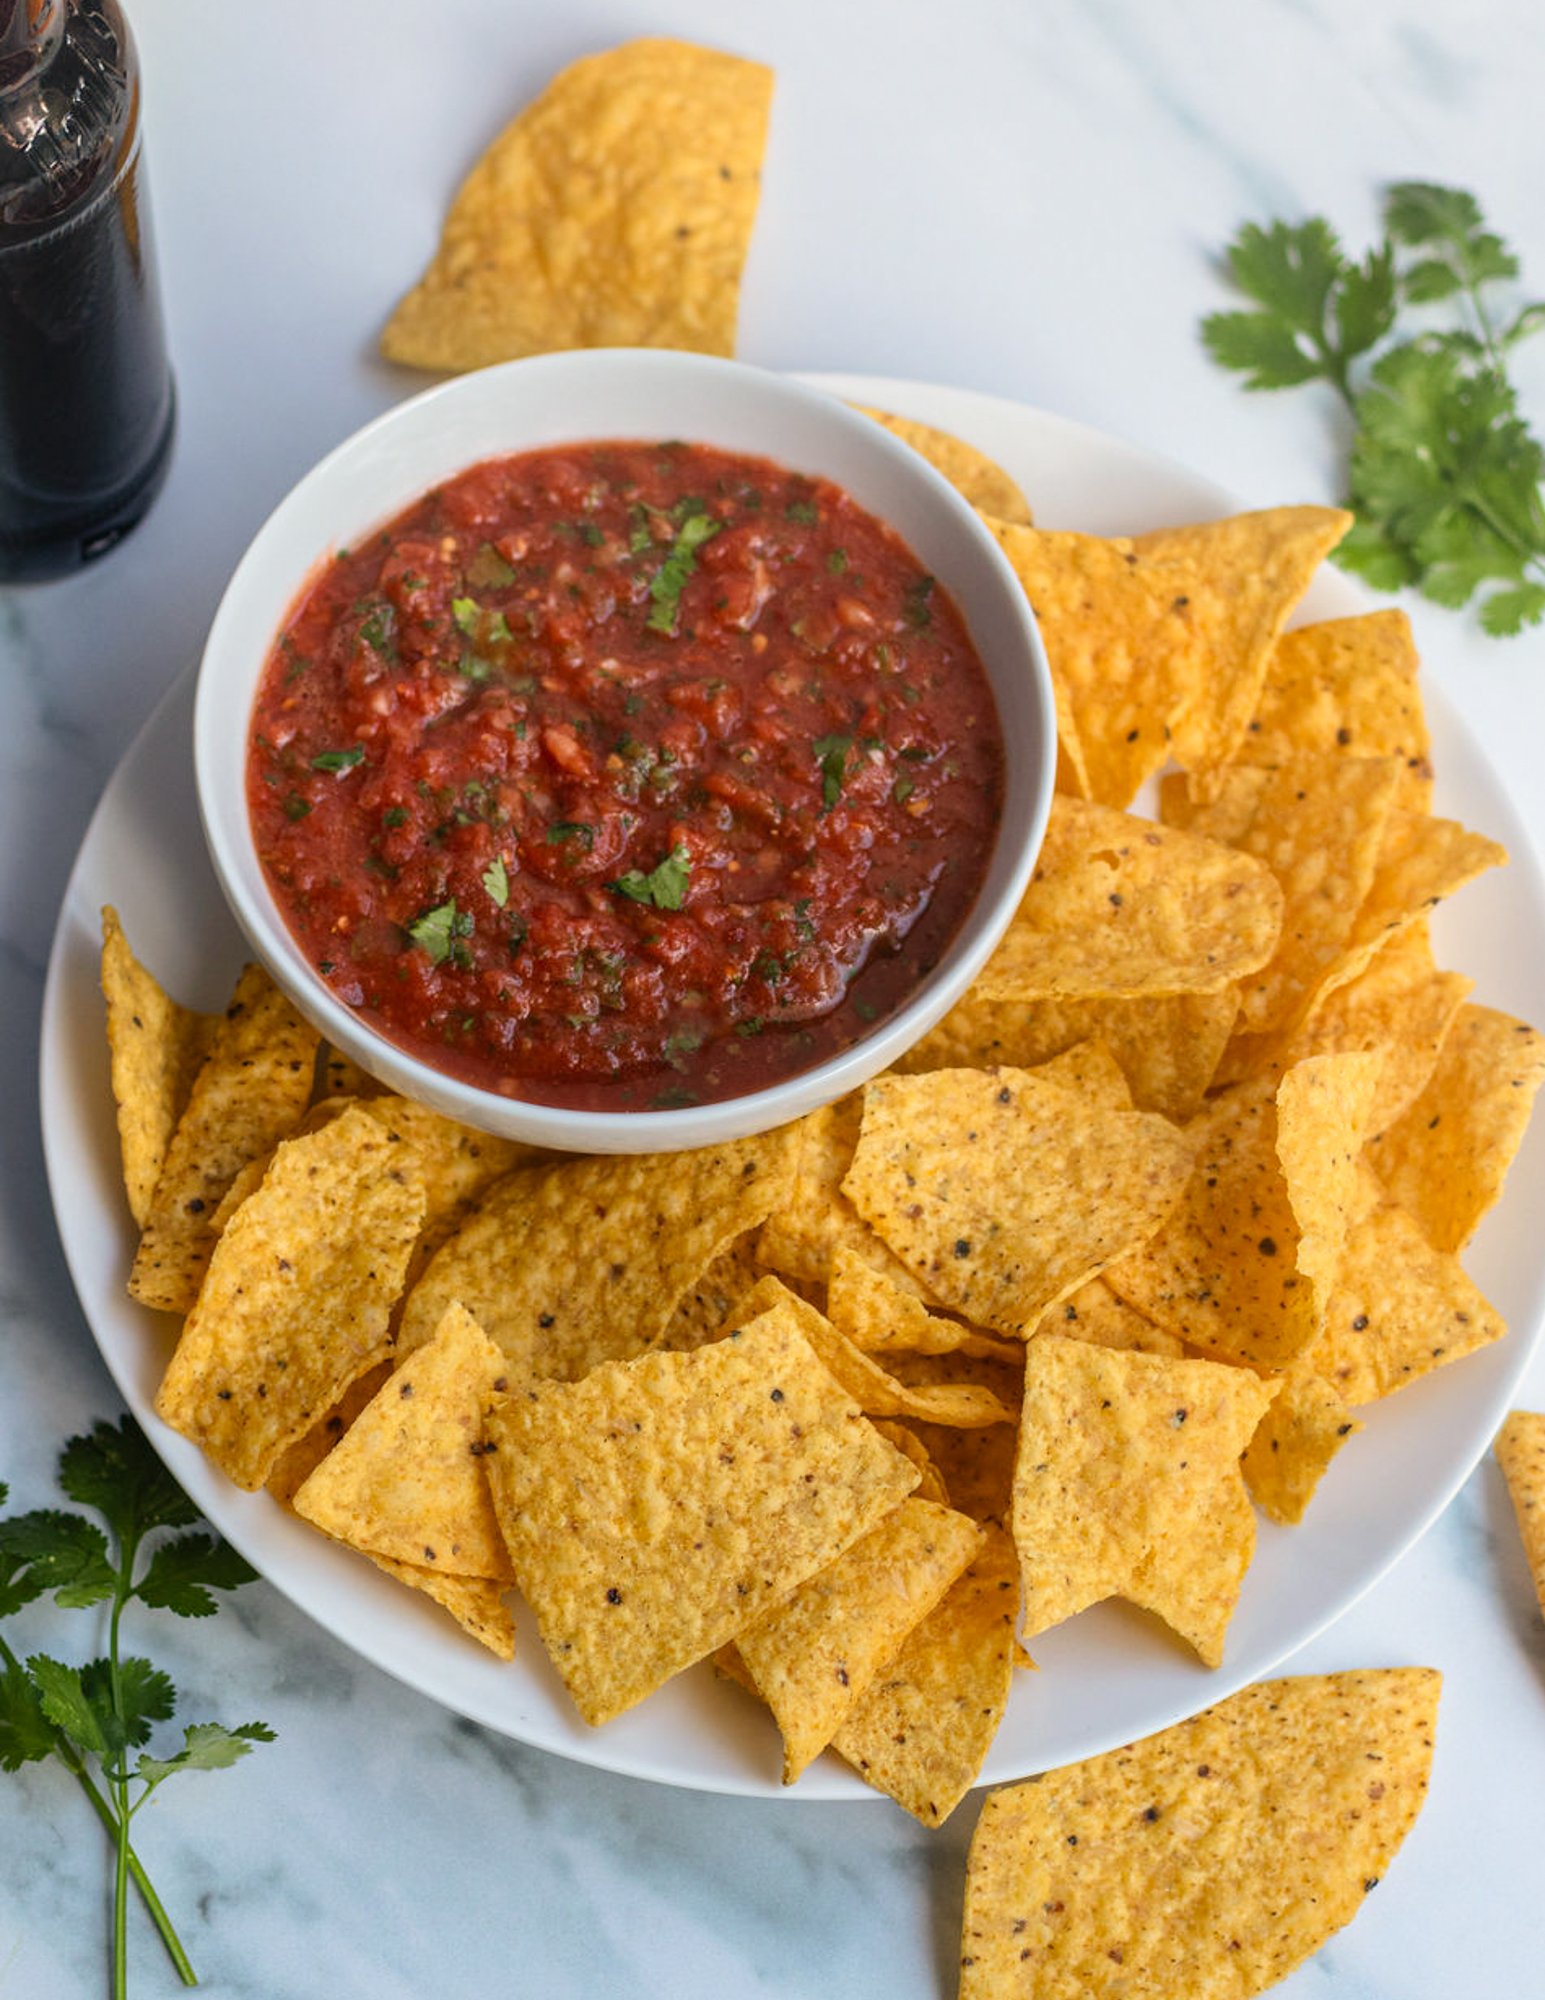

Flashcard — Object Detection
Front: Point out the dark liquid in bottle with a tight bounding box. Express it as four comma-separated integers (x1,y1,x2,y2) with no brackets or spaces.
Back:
0,0,174,582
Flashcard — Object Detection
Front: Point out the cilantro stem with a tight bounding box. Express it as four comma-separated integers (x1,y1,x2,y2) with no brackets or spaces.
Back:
109,1537,137,2000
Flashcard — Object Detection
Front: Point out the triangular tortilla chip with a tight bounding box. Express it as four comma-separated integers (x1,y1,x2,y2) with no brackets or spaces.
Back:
1012,1336,1275,1665
856,408,1033,523
1045,1277,1184,1356
293,1302,513,1579
1241,1368,1362,1525
827,1245,1022,1362
731,1497,985,1782
480,1300,919,1724
382,40,772,369
843,1067,1194,1338
366,1552,515,1660
961,1668,1440,1999
1495,1411,1545,1623
976,798,1283,1002
1142,504,1353,773
755,1096,936,1298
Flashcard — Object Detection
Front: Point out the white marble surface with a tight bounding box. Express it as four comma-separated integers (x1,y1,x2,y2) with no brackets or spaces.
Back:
4,2,1545,1994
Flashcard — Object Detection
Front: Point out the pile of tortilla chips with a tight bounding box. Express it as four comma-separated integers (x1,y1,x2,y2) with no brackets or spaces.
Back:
101,421,1534,2000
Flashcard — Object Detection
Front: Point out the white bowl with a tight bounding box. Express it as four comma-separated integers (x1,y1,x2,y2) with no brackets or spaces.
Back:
195,350,1055,1152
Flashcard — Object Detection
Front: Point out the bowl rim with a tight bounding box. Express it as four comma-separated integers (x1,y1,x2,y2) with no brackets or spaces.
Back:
194,349,1057,1152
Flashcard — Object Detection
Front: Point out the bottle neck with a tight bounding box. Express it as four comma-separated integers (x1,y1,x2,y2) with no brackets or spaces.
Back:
0,0,134,235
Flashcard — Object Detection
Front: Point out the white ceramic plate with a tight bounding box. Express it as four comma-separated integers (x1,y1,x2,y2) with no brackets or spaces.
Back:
39,376,1545,1798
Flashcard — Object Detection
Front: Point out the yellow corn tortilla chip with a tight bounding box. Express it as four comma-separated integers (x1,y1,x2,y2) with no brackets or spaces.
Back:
976,798,1283,1003
1045,1277,1184,1357
1238,609,1433,812
293,1303,513,1580
315,1044,383,1102
906,1421,1019,1529
128,963,318,1314
381,39,772,370
265,1362,393,1509
1012,1336,1275,1665
1241,1369,1362,1526
732,1496,985,1782
960,1667,1440,1999
855,407,1033,524
897,986,1238,1124
154,1106,426,1490
398,1125,798,1376
1163,755,1403,1034
1366,1002,1545,1252
722,1277,1018,1428
1314,1165,1506,1403
843,1067,1195,1338
100,907,217,1230
1140,504,1354,774
480,1299,918,1725
868,1421,952,1505
827,1245,1023,1362
755,1096,935,1298
1312,810,1507,1014
981,523,1204,808
365,1552,515,1660
661,1231,765,1351
1107,1055,1378,1371
1277,921,1473,1131
1495,1410,1545,1623
831,1527,1021,1826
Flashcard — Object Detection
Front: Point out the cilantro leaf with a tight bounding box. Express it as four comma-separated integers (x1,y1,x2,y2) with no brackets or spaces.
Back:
78,1656,178,1753
812,732,853,809
0,1511,115,1609
1224,216,1346,335
1200,309,1326,389
646,509,722,635
481,855,510,907
407,899,473,967
27,1654,109,1755
451,596,481,636
546,821,595,851
134,1534,258,1619
136,1721,276,1785
310,745,364,773
58,1418,198,1544
610,844,692,911
0,1657,55,1770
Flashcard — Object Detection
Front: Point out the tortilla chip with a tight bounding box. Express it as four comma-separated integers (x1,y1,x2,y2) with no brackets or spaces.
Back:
127,963,318,1314
831,1527,1021,1825
154,1106,426,1489
1241,1369,1362,1525
315,1044,383,1102
100,907,217,1230
868,1422,952,1506
897,986,1238,1124
381,39,772,369
732,1496,985,1782
661,1232,765,1351
1140,505,1354,774
976,798,1283,1003
397,1125,798,1376
1366,1003,1545,1252
1238,609,1433,812
1495,1411,1545,1622
905,1420,1019,1530
723,1278,1018,1428
1012,1336,1275,1664
480,1299,919,1724
1314,1166,1506,1403
292,1302,513,1579
856,408,1033,524
265,1362,393,1509
960,1668,1440,1999
827,1245,1022,1362
756,1096,934,1297
1046,1277,1184,1357
365,1552,515,1660
1107,1057,1377,1372
843,1067,1195,1338
1277,922,1473,1130
1163,755,1403,1034
981,523,1205,807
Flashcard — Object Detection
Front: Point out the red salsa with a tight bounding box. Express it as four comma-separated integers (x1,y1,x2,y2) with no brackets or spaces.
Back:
247,441,1004,1109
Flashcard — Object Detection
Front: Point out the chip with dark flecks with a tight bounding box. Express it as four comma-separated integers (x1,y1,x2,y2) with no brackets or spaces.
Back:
479,1299,919,1725
960,1668,1439,1999
1240,1369,1363,1526
842,1066,1194,1338
1495,1410,1545,1623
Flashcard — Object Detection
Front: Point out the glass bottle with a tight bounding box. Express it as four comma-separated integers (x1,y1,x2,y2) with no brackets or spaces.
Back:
0,0,173,582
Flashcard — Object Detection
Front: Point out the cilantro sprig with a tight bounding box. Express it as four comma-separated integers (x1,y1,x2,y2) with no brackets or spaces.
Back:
610,843,692,911
0,1418,271,1997
1203,182,1545,635
646,506,722,635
